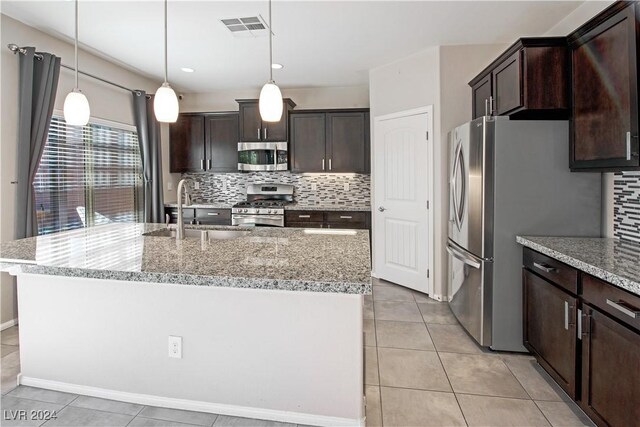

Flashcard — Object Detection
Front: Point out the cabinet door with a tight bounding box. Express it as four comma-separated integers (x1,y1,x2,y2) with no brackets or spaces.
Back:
581,306,640,427
472,74,492,119
239,102,262,142
523,270,577,398
195,208,231,225
169,115,205,173
326,112,369,173
290,113,327,172
205,114,239,172
493,50,523,115
263,108,288,142
571,5,639,169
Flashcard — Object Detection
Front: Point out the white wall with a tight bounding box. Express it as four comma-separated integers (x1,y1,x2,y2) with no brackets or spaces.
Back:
0,14,162,324
544,0,616,238
368,44,507,299
180,86,369,113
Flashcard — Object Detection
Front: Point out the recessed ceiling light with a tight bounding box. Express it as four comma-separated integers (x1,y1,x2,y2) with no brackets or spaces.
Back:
271,63,283,70
181,67,195,73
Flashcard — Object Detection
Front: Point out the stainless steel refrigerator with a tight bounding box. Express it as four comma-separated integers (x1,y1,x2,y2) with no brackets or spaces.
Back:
447,117,601,352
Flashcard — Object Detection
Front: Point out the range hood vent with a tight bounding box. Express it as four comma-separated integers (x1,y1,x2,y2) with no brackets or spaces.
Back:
221,16,270,38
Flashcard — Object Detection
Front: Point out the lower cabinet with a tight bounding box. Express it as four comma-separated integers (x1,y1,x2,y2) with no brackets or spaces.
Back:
523,270,577,399
523,248,640,427
285,210,370,230
164,207,231,226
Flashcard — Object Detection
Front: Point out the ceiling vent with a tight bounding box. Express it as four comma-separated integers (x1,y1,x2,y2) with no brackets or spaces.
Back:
221,16,270,38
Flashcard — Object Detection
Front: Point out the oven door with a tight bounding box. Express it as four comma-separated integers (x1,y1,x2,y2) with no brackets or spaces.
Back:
232,214,284,227
237,142,288,171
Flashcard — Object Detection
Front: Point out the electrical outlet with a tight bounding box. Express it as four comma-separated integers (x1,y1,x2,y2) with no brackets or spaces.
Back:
343,183,350,192
194,181,200,190
311,183,317,191
167,181,173,191
222,180,228,191
168,336,182,359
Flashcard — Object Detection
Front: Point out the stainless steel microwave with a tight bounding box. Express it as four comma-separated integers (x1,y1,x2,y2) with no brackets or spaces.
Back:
237,142,288,171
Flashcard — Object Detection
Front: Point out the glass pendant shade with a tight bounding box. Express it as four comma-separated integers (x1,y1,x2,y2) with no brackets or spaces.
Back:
259,81,283,122
154,82,179,123
63,89,90,126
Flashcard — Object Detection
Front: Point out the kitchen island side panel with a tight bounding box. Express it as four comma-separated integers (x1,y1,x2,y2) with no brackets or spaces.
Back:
16,273,364,426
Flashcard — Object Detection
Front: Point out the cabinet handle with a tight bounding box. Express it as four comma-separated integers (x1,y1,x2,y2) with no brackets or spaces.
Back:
577,308,582,340
627,132,632,161
489,96,495,115
606,299,640,319
484,98,489,116
264,128,267,140
201,159,205,170
207,212,219,216
298,215,311,218
257,128,261,140
322,158,325,171
329,158,332,171
340,216,352,219
533,262,557,273
564,301,569,330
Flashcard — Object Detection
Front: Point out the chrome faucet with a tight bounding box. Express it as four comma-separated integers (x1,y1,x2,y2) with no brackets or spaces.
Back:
176,178,192,240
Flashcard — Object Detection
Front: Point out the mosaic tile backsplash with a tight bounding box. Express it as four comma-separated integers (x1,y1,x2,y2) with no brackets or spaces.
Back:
614,172,640,243
182,172,371,206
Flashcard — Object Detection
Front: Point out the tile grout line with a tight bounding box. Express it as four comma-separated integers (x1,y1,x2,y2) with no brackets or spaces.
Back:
430,333,470,426
372,285,384,427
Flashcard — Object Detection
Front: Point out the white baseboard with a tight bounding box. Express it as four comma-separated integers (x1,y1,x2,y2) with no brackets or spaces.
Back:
19,377,364,427
1,318,18,331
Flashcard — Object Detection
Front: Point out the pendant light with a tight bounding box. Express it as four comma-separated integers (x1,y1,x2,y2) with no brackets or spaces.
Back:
154,0,179,123
63,0,90,126
259,0,283,122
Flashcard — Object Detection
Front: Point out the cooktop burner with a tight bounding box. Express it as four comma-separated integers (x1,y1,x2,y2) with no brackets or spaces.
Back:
232,200,292,208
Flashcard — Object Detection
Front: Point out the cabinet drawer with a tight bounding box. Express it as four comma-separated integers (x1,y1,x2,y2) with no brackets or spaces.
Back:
285,211,324,223
165,207,195,223
286,222,323,229
326,222,368,230
195,208,231,225
523,248,578,294
325,211,368,224
583,274,640,331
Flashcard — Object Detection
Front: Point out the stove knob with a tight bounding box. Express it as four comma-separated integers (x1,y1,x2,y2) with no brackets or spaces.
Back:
267,209,272,214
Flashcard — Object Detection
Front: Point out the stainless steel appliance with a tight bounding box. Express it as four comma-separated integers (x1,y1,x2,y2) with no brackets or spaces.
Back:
238,142,288,171
232,183,293,227
447,117,601,352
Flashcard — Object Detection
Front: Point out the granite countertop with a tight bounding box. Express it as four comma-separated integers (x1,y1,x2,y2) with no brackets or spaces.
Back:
164,202,371,212
0,223,371,294
517,236,640,297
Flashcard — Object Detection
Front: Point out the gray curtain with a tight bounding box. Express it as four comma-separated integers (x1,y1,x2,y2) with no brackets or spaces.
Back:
132,91,164,223
16,47,61,239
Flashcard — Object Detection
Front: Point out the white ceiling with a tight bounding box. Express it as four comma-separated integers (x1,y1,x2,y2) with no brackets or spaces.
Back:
2,0,583,93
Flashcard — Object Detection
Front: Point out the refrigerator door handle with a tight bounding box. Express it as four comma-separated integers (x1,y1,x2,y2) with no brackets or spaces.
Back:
446,244,481,269
451,143,465,231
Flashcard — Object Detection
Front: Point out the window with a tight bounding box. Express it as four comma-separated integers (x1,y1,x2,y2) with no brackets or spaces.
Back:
34,116,143,235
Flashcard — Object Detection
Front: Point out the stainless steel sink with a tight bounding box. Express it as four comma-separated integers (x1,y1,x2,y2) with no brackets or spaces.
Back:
143,228,249,240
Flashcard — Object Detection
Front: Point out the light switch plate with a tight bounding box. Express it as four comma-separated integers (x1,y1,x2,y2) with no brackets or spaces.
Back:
311,183,317,191
343,183,350,192
167,181,173,191
194,182,200,190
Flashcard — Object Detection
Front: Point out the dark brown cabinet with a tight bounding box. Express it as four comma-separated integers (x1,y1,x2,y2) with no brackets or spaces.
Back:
470,38,569,120
569,1,640,171
169,115,205,173
580,305,640,427
237,99,296,142
523,269,577,399
290,110,370,173
164,207,231,226
285,210,370,230
169,113,239,173
522,247,640,427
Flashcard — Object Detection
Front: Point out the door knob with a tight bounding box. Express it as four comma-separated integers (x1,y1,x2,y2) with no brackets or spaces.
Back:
378,206,386,212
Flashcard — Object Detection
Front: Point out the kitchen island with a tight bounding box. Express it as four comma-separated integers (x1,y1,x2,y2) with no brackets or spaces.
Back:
0,223,371,426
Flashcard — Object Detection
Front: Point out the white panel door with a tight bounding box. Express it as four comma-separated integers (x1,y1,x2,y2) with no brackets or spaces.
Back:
373,110,430,292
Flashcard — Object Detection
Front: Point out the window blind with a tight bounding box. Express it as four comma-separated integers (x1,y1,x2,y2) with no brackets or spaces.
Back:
34,116,142,235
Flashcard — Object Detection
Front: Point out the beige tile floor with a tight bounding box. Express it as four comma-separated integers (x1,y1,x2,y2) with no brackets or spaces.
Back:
364,278,595,427
0,279,595,426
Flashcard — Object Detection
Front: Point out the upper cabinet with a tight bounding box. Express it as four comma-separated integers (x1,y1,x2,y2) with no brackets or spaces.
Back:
290,110,370,173
569,1,640,171
169,112,239,173
469,38,569,120
237,99,296,142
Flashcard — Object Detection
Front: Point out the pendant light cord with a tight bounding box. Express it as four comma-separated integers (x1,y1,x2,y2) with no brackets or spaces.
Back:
164,0,168,83
268,0,273,82
74,0,79,89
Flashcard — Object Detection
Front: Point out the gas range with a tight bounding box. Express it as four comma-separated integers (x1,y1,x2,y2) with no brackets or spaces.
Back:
232,184,294,227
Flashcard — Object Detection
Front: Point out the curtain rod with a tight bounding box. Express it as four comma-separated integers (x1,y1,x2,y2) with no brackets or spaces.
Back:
7,43,143,95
